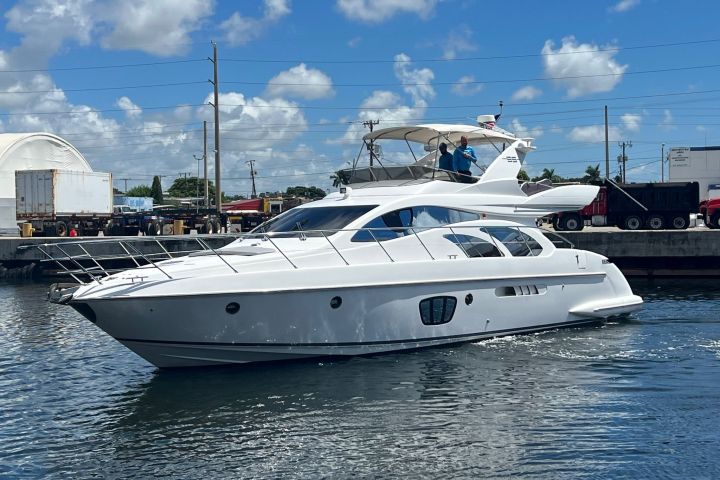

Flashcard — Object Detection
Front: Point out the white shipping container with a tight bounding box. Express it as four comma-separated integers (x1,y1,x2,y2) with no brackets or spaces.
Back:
668,146,720,200
16,169,113,219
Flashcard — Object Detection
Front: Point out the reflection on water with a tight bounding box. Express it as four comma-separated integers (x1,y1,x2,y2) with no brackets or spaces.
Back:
1,280,719,478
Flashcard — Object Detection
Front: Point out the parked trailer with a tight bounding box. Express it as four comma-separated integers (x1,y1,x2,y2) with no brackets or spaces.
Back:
104,208,227,236
552,181,699,231
16,169,113,236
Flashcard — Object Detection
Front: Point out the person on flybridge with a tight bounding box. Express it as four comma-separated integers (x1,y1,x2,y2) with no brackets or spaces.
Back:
452,135,478,183
438,142,454,171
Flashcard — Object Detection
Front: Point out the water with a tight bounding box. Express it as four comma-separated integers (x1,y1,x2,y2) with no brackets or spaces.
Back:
1,280,719,479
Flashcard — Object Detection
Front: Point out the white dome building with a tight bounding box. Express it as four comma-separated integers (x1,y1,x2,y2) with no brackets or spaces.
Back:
0,133,91,235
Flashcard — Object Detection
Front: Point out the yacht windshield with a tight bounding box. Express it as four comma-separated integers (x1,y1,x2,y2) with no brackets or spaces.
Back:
252,205,377,236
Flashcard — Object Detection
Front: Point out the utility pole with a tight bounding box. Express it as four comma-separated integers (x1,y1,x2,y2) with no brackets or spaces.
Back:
362,119,380,166
618,140,632,183
247,160,257,198
203,121,208,208
604,105,610,179
193,154,202,213
118,178,129,193
209,41,221,213
661,143,665,182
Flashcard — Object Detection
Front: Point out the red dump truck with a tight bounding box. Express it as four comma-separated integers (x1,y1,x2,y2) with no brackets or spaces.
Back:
552,180,699,231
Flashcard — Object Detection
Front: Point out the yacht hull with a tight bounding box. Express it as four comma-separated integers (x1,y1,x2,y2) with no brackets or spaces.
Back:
71,275,642,368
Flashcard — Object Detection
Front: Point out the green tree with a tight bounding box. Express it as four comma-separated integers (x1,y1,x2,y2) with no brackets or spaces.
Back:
285,186,326,199
150,176,164,204
167,177,216,200
126,185,152,197
517,169,530,181
583,164,602,184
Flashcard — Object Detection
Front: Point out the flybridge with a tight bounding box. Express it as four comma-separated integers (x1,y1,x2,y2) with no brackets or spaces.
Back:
337,116,535,185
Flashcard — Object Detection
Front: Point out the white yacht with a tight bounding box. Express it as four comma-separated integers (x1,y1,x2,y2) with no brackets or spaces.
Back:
48,117,642,368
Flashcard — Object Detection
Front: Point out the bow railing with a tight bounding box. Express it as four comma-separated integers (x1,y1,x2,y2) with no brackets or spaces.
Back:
18,226,574,284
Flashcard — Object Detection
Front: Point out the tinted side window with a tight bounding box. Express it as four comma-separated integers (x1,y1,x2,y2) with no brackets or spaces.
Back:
485,227,542,257
352,206,481,242
253,205,376,236
443,234,502,258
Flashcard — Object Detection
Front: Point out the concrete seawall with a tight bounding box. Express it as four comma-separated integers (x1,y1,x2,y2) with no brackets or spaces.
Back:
559,229,720,276
1,230,719,278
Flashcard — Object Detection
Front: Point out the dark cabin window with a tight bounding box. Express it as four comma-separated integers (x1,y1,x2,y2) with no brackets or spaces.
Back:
252,205,376,237
443,234,502,258
352,206,481,242
485,227,543,257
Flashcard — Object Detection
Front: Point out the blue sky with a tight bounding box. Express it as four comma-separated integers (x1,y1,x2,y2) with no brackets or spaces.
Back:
1,0,719,196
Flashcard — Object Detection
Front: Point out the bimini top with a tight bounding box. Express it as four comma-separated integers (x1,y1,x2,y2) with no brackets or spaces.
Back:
363,123,522,148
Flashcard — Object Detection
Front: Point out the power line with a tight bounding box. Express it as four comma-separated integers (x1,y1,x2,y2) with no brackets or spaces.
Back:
0,59,206,74
0,37,716,75
225,62,720,88
220,38,720,64
2,88,720,117
0,81,208,95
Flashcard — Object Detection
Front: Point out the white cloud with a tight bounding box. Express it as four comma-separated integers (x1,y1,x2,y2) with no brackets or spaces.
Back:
265,64,335,100
336,0,437,23
542,36,628,98
264,0,291,19
511,85,542,101
333,55,435,146
510,119,543,139
621,113,642,131
347,36,362,48
609,0,640,13
451,75,483,96
116,96,141,118
659,109,676,131
567,125,621,143
442,25,476,60
4,0,94,65
221,0,291,46
100,0,213,56
203,91,307,146
393,53,435,106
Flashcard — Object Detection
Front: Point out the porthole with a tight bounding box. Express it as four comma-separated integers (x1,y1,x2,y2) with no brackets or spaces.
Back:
225,302,240,314
330,296,342,309
465,294,473,305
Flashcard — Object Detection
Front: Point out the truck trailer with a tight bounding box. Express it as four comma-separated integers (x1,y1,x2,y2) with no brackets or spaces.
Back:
552,180,699,231
16,169,113,236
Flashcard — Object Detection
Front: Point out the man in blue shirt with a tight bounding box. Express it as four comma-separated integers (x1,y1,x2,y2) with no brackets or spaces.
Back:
452,135,477,183
437,142,453,171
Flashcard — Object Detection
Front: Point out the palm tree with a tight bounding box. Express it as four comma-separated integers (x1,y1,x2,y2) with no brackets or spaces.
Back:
540,168,558,182
330,172,344,188
584,164,601,184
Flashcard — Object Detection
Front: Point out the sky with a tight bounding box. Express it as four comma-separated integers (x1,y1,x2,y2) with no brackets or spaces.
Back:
1,0,719,197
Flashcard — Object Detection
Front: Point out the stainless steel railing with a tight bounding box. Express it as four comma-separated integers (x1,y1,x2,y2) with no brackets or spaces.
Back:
19,225,573,284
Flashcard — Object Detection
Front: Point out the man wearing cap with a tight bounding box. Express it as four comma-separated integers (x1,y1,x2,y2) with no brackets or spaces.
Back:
452,136,477,183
